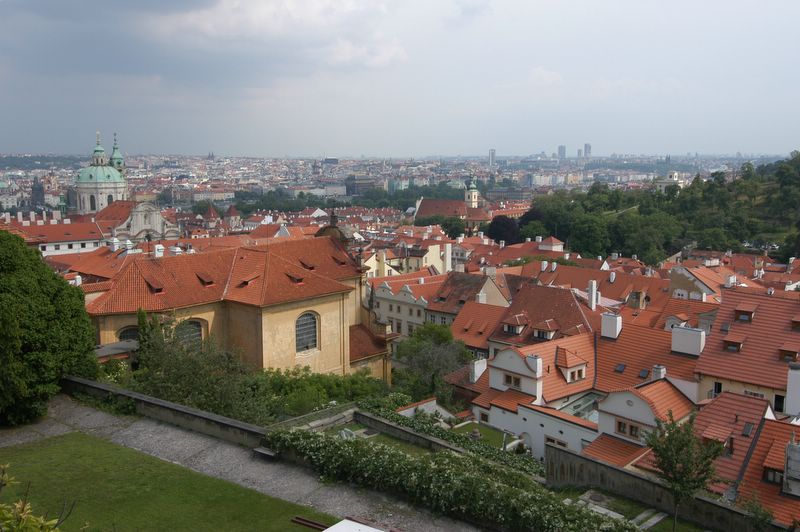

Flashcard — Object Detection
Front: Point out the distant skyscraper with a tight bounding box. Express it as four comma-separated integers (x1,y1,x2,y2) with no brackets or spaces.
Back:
558,145,566,160
584,143,592,158
577,149,583,159
489,148,496,167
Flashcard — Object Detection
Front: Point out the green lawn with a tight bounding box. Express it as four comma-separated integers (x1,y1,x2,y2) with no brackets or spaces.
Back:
451,422,508,448
0,432,337,532
325,422,432,456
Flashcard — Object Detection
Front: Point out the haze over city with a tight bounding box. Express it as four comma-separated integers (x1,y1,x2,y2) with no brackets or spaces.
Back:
1,0,798,157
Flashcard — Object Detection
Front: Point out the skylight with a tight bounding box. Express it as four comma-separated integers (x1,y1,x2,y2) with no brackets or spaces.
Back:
639,369,650,379
742,422,754,437
614,363,626,373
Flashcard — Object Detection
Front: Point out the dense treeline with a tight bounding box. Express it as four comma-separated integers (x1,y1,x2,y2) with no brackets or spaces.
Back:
517,152,800,265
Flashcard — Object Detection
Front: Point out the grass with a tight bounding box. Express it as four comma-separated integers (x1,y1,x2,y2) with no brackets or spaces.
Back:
0,432,337,532
324,422,432,456
451,422,508,448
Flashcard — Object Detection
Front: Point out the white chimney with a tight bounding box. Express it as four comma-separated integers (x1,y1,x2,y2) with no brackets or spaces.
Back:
444,242,452,272
73,274,82,286
525,237,531,243
52,210,61,221
41,211,47,221
541,260,549,272
29,211,35,222
169,246,183,256
597,255,602,261
49,219,57,225
611,252,619,260
457,235,464,244
124,239,134,250
16,212,23,222
476,291,486,304
485,266,497,280
455,264,465,272
601,312,622,339
535,235,542,243
671,326,706,356
3,212,9,223
786,363,800,416
22,221,30,226
609,271,616,284
109,237,120,252
418,277,425,284
724,274,737,288
63,219,71,224
551,262,557,272
526,354,543,376
36,220,44,226
482,237,489,245
477,231,484,238
588,280,598,311
470,358,488,383
499,240,505,249
154,244,165,258
652,364,666,381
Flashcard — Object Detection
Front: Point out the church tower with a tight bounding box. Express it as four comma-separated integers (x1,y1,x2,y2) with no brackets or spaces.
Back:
75,132,128,214
465,179,479,209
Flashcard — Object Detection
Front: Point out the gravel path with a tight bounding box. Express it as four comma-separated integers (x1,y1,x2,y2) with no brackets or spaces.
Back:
0,394,479,532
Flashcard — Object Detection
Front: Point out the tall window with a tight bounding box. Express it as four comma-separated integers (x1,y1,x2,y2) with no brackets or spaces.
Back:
118,326,139,342
175,319,203,345
90,195,96,211
295,312,318,352
107,194,114,206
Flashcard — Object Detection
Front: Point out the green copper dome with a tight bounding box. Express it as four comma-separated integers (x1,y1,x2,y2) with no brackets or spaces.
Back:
76,165,124,184
109,132,124,169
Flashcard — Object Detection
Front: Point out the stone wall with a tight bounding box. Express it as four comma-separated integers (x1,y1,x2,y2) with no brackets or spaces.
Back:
545,444,786,531
353,411,464,453
62,376,266,447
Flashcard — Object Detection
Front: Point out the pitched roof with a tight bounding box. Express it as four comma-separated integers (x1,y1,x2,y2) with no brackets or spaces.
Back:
738,419,800,526
14,221,106,243
450,301,508,351
595,324,698,392
426,272,495,315
632,379,694,421
695,287,800,389
349,325,388,362
415,199,466,219
652,298,719,330
581,434,650,468
86,236,360,315
514,334,596,402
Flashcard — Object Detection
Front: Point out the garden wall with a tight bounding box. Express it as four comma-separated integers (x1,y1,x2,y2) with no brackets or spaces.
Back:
61,376,267,447
354,411,464,453
545,444,787,531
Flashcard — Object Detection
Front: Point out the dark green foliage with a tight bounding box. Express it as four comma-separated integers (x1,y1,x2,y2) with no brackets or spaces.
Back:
0,232,97,426
358,394,543,476
121,316,388,425
519,152,800,264
393,324,472,402
413,215,466,238
740,495,774,531
265,430,635,531
487,215,521,244
645,412,724,531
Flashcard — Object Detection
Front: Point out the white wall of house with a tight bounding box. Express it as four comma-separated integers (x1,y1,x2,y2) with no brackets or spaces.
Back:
38,239,102,256
597,391,656,445
488,349,543,400
371,283,428,337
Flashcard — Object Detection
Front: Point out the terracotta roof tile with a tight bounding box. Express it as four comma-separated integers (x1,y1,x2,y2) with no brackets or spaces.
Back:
632,379,694,421
450,301,507,351
582,434,650,468
349,325,388,362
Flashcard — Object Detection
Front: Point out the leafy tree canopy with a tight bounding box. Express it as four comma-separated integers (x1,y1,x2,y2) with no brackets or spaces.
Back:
0,232,97,426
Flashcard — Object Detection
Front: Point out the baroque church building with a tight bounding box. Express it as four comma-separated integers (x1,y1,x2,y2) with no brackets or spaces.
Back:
75,132,128,214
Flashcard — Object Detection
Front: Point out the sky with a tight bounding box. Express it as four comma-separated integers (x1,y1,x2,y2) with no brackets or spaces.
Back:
1,0,798,157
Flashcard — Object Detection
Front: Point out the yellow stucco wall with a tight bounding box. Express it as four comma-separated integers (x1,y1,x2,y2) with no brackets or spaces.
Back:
698,375,785,411
351,355,392,385
224,301,263,368
94,302,223,346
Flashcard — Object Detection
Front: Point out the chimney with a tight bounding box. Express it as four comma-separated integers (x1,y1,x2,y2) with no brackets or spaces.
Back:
551,261,557,272
124,239,134,251
456,235,464,244
470,358,488,383
724,274,737,288
73,274,82,287
499,240,505,249
49,219,57,225
63,219,71,224
611,252,619,260
169,245,183,256
485,266,497,280
786,363,800,416
476,291,487,304
16,212,23,222
109,237,120,252
632,254,638,261
671,326,706,356
52,210,61,221
444,242,452,272
597,255,602,261
482,237,489,245
36,220,44,226
525,237,531,243
477,231,484,238
3,212,9,223
154,244,165,258
652,364,666,381
541,260,549,272
601,312,622,339
455,263,465,273
785,435,800,496
41,211,47,221
588,280,598,311
609,271,616,283
418,277,425,284
29,211,35,222
535,235,542,243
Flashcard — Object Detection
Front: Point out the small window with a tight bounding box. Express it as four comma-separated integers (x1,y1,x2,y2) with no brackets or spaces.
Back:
775,394,786,413
40,245,46,251
616,420,627,435
440,317,446,325
629,425,640,438
504,374,513,386
374,301,380,309
389,304,393,312
742,422,754,437
764,468,783,484
513,376,521,388
295,312,318,352
397,305,402,313
429,315,436,323
744,390,765,400
480,412,489,422
68,243,74,249
54,244,60,250
417,309,421,317
81,243,86,248
408,308,412,316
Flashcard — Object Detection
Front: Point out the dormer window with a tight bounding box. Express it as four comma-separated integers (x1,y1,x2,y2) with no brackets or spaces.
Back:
735,302,757,322
569,368,585,381
779,342,800,362
723,333,745,352
764,468,783,484
504,373,521,389
503,324,524,334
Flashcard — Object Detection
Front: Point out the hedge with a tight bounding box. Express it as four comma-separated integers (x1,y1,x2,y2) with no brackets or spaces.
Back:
358,395,544,476
265,430,635,532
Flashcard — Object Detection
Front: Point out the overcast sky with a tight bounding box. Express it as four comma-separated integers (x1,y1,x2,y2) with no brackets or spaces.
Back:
1,0,798,157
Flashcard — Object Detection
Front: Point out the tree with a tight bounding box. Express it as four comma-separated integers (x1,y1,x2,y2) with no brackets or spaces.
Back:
393,324,472,401
519,220,548,241
0,233,98,426
0,465,66,530
486,215,521,245
645,412,723,531
740,494,774,532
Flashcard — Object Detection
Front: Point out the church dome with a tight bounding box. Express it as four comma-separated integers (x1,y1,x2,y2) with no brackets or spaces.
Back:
76,165,125,184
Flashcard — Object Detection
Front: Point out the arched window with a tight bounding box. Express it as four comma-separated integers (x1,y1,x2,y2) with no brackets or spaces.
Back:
90,195,96,211
107,194,114,206
118,326,139,342
175,319,203,346
295,312,318,352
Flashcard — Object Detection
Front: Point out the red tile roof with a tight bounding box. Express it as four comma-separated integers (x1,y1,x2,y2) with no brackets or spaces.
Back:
582,434,650,468
522,403,598,430
695,287,800,389
426,272,495,315
738,419,800,526
450,301,508,351
14,221,105,243
349,325,388,362
632,379,694,421
652,298,719,330
515,334,596,402
415,199,466,219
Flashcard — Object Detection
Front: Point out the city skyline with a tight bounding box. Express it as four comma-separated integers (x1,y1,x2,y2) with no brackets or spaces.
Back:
1,1,799,157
